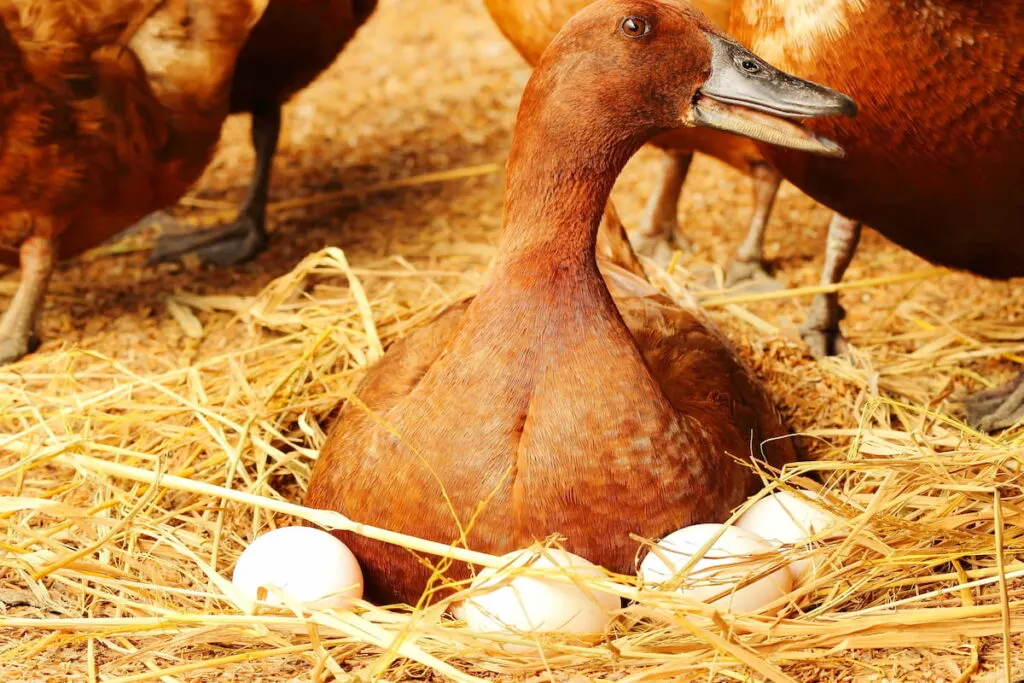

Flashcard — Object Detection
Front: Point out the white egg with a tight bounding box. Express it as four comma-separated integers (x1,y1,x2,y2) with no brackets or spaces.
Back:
736,490,839,584
232,526,363,608
462,548,619,649
639,523,792,614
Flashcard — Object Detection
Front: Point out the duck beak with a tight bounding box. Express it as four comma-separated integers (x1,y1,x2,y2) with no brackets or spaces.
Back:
689,34,857,158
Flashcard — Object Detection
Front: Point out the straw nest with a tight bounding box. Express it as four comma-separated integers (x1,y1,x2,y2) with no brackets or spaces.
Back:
2,0,1024,680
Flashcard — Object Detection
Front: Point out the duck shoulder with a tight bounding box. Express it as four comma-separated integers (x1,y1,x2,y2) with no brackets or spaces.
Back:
332,298,471,419
602,260,795,471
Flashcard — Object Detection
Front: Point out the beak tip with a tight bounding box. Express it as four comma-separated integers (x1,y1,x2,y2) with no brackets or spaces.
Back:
820,136,846,159
837,95,858,118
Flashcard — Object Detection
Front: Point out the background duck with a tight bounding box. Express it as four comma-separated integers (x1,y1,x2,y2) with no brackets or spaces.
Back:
0,0,267,364
483,0,786,286
146,0,378,266
729,0,1024,429
305,0,855,604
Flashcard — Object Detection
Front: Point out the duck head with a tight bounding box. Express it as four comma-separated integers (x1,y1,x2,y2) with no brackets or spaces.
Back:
534,0,857,158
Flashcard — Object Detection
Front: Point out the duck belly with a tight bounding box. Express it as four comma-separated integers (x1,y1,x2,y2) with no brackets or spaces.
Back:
306,331,748,604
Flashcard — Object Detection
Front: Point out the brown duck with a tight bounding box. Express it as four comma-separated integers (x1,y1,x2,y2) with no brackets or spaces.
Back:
306,0,855,604
483,0,788,285
0,0,267,364
729,0,1024,429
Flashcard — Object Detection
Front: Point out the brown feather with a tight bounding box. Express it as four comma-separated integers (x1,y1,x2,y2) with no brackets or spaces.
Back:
305,0,797,605
730,0,1024,279
0,0,267,264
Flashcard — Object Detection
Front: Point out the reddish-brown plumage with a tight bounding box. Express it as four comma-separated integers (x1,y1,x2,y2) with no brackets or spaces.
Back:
145,0,378,267
731,0,1024,429
305,0,803,605
0,0,267,362
730,0,1024,279
229,0,377,114
482,0,778,274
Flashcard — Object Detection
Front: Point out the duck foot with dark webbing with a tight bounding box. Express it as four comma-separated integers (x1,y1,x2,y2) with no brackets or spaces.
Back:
148,103,280,267
963,372,1024,431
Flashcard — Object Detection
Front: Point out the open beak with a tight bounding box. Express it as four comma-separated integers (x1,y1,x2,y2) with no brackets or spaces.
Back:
689,34,857,158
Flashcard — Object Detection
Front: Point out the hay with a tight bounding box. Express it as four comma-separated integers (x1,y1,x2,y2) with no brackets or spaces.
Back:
3,0,1024,679
2,243,1024,682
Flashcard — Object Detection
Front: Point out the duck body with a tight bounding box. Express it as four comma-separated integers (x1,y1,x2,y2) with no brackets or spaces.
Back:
482,0,783,282
0,0,266,362
731,0,1023,279
229,0,377,115
0,0,264,264
147,0,378,267
308,258,796,602
731,1,1024,430
306,0,858,604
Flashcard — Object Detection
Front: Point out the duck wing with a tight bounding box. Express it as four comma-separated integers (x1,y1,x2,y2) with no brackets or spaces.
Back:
335,299,471,418
602,259,797,473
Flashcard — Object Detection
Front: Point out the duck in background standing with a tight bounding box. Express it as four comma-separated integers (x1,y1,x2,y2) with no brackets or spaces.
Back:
147,0,378,266
729,0,1024,430
0,0,268,364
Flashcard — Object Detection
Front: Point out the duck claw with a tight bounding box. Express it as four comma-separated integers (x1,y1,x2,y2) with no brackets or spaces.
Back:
148,214,267,267
724,258,784,292
962,372,1024,432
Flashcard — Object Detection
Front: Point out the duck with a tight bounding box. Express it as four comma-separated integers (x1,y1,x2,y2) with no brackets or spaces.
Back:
146,0,378,266
729,0,1024,430
305,0,856,604
482,0,787,286
0,0,268,364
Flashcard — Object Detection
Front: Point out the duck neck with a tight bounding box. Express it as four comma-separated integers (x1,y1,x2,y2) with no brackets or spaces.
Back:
491,81,647,286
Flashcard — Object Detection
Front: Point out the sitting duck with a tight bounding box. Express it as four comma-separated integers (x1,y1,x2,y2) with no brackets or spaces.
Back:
305,0,855,604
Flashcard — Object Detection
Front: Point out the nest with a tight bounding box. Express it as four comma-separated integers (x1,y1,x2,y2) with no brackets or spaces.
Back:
2,0,1024,679
2,239,1024,681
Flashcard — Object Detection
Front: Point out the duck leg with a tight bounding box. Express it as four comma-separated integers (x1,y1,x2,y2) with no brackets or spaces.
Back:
0,235,55,364
148,102,281,266
631,149,692,264
800,213,861,358
724,162,784,291
963,372,1024,431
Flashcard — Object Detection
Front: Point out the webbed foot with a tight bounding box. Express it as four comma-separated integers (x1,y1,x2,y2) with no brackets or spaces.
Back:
148,214,267,267
962,372,1024,431
724,258,784,292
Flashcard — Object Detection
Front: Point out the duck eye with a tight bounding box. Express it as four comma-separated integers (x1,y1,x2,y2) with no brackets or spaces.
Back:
620,16,650,38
